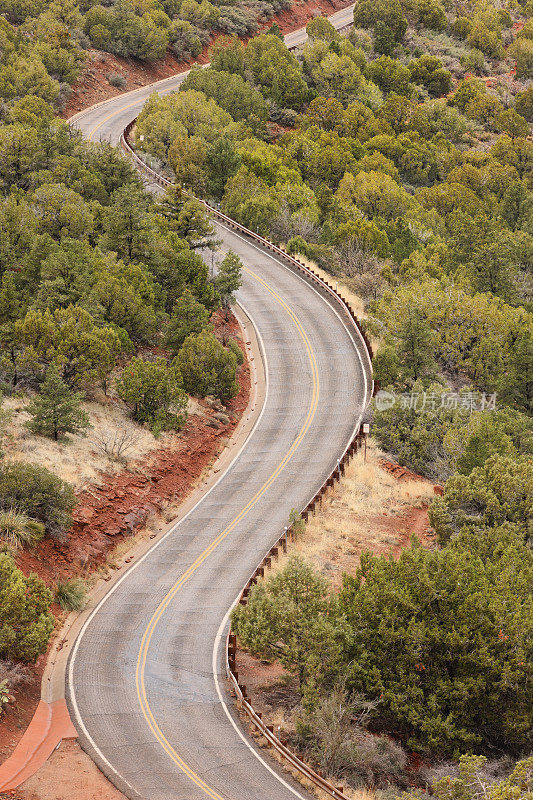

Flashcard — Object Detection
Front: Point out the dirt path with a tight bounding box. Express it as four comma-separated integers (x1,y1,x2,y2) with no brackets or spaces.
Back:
2,740,125,800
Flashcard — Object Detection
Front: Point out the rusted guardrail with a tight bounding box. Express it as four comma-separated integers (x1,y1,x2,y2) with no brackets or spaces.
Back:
121,121,375,369
228,429,366,800
121,121,374,800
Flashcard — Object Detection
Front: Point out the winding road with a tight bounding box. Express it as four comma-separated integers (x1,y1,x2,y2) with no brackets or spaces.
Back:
68,7,372,799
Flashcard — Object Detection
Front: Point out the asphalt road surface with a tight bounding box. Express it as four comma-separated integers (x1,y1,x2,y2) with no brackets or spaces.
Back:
68,9,372,799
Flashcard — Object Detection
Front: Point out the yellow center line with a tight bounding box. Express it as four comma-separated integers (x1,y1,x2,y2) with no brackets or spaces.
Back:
135,265,320,799
80,94,320,797
86,88,174,140
87,98,140,140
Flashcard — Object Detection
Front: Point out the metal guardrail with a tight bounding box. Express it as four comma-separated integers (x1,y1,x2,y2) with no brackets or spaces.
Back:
227,430,366,800
121,121,374,800
121,121,374,369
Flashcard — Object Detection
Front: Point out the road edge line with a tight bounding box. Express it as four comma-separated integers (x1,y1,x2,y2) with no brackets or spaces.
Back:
0,302,265,794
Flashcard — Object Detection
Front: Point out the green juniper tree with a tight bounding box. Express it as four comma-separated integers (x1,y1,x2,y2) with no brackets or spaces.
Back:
0,462,76,539
165,289,211,355
0,552,54,662
397,307,437,384
116,356,188,433
215,250,242,319
26,364,91,441
232,556,341,691
205,137,241,201
178,329,238,401
0,271,22,386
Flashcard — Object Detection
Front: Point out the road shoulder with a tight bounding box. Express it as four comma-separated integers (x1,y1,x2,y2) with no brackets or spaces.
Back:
0,303,265,798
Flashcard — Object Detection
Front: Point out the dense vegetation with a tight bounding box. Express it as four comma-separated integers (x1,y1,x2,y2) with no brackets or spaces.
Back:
0,0,251,676
0,0,292,75
234,536,532,755
0,119,243,426
0,0,531,791
110,2,530,791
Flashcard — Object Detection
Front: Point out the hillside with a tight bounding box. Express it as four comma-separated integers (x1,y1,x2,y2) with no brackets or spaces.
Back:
61,0,352,116
0,0,531,797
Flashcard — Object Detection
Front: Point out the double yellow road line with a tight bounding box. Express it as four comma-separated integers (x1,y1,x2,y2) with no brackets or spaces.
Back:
82,96,320,797
134,266,319,799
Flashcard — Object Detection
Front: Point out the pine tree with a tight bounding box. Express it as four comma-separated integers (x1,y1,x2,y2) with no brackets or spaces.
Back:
397,307,437,383
266,21,283,38
26,364,91,441
165,289,211,355
160,187,217,250
215,250,242,318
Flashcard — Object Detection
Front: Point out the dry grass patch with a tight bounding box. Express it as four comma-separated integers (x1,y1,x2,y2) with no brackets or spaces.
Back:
295,253,367,320
1,393,179,490
273,442,436,586
293,253,379,353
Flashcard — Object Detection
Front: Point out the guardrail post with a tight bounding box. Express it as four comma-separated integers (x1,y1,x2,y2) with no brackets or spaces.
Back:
124,122,371,800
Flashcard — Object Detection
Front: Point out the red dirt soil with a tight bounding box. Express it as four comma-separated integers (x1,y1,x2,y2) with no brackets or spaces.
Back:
1,740,126,800
0,660,45,768
0,309,250,768
379,457,443,496
62,0,353,118
380,503,436,560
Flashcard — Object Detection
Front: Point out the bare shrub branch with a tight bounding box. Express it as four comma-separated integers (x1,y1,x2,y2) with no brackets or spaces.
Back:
91,426,140,461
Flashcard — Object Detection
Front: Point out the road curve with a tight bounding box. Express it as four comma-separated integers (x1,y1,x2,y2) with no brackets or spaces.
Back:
68,10,371,800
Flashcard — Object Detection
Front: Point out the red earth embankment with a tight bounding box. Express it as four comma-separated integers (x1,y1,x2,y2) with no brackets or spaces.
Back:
62,0,353,118
0,309,250,765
